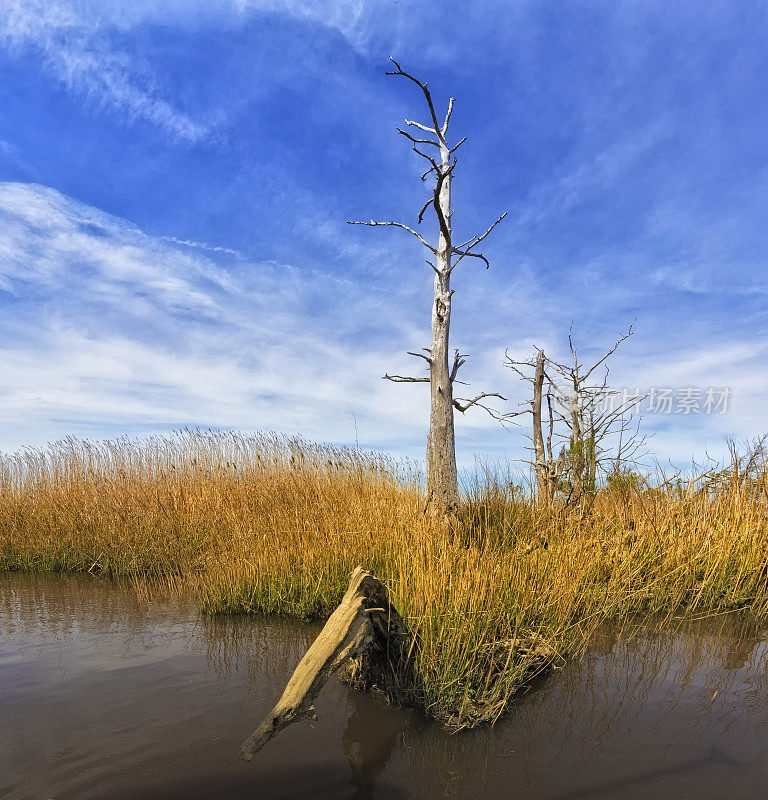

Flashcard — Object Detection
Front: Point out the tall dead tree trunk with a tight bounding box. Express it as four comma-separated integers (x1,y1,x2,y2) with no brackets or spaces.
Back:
568,369,585,501
349,59,508,516
504,347,555,503
531,349,549,504
427,131,459,510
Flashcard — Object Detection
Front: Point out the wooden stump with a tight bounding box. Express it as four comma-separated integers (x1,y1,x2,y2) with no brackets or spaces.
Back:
238,567,413,761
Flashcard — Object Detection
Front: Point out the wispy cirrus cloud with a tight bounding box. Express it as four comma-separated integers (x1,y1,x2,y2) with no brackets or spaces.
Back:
160,236,242,258
0,181,764,469
0,182,227,310
0,181,437,454
0,0,212,142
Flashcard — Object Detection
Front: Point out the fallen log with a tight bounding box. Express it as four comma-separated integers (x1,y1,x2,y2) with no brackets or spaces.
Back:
238,566,413,761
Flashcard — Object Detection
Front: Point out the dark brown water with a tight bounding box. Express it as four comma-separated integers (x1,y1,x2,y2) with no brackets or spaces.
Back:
2,573,768,800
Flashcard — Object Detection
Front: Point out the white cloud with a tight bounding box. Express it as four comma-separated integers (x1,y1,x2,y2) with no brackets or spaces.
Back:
0,182,434,454
0,0,537,93
0,180,766,470
0,182,225,311
506,119,673,243
0,0,212,142
160,236,242,257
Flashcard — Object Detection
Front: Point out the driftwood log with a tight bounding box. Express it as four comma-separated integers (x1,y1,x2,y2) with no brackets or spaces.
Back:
238,567,413,761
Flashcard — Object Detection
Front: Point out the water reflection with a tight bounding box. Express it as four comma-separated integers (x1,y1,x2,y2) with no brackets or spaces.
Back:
386,614,768,800
2,572,768,800
201,611,319,692
342,689,422,800
202,611,421,798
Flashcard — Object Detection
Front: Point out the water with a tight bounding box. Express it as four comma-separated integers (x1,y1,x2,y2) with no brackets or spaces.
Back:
2,572,768,800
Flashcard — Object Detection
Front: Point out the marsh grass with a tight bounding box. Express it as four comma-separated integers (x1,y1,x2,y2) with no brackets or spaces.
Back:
2,429,768,727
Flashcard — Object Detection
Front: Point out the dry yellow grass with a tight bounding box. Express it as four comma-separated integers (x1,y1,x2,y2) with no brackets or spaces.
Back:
2,429,767,727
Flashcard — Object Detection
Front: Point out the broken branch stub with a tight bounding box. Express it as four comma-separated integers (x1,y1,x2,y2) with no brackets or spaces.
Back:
238,567,413,761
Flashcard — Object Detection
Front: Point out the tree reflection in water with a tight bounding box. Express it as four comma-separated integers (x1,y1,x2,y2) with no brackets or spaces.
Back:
341,688,422,800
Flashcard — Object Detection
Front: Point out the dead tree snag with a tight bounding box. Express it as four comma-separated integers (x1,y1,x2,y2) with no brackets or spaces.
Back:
238,567,413,761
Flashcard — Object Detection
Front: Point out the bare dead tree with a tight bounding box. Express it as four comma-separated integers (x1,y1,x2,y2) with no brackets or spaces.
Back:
349,59,508,515
504,348,556,505
505,324,648,505
548,323,648,503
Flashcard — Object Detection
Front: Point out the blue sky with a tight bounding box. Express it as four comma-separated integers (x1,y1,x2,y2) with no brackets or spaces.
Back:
1,0,767,470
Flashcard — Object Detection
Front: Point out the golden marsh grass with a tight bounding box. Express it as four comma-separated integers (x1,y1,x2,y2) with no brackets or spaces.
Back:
2,430,767,727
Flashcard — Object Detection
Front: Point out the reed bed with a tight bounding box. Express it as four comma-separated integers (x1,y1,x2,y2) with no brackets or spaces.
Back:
2,429,768,728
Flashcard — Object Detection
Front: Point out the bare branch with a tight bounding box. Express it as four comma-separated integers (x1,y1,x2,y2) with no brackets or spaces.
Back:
449,350,467,383
442,97,455,134
453,392,524,426
431,160,456,245
396,127,439,148
347,220,437,254
407,350,432,364
504,362,535,382
410,142,442,169
451,211,508,270
453,392,506,412
387,57,444,140
581,320,636,382
503,347,545,383
404,118,437,134
417,197,432,223
451,248,490,269
454,211,508,252
450,136,467,155
383,374,429,383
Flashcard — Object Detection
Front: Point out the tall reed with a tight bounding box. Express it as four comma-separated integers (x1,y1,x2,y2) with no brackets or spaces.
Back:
2,429,767,727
